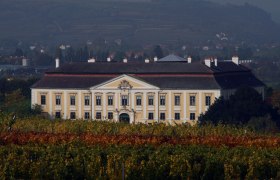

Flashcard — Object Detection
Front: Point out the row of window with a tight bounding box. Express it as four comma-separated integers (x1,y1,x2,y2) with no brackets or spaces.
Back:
150,112,196,120
55,111,196,121
41,95,212,107
55,111,114,120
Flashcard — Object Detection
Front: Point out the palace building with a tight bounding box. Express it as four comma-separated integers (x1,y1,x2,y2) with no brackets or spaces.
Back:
31,55,264,124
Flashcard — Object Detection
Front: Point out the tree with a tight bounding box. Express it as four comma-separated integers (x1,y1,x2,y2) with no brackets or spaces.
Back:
82,45,89,61
271,90,280,113
114,51,125,61
153,45,164,59
238,47,253,59
0,89,41,117
33,52,53,66
14,48,24,57
199,87,279,125
65,47,75,62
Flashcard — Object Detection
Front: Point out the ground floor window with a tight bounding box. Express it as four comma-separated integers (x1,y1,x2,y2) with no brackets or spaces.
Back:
70,112,76,119
108,112,113,119
175,113,180,120
84,112,90,120
55,112,61,119
205,96,211,106
148,112,154,120
96,112,101,119
41,95,46,105
190,113,196,120
160,113,165,120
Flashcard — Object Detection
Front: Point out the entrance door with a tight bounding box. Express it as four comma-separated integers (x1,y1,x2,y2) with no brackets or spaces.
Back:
119,113,130,123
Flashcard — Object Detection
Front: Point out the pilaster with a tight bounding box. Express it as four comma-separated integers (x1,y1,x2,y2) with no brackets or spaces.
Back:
64,91,67,119
143,92,147,120
49,92,53,118
183,91,187,123
155,91,159,122
199,92,202,114
103,93,106,119
78,91,82,119
91,91,95,120
168,91,172,123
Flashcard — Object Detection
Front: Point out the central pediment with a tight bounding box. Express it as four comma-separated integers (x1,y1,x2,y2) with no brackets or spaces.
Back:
90,74,159,90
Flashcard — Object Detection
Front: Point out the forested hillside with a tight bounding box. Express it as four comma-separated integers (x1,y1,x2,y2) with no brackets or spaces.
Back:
208,0,280,23
0,0,279,46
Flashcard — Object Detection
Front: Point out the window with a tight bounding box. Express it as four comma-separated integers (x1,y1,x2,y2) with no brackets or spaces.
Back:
160,113,165,120
190,113,196,120
175,113,180,120
136,96,142,106
121,95,128,106
148,112,154,120
41,95,46,105
175,96,180,106
84,112,90,120
108,96,113,106
160,95,165,106
85,95,90,106
96,112,101,119
190,96,196,106
108,112,113,119
205,96,211,106
70,112,76,119
70,96,75,106
55,112,61,119
56,95,61,105
148,96,154,106
96,96,101,106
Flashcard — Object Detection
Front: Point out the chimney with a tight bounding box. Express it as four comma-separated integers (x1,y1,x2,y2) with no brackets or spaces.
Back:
55,58,60,68
153,56,158,62
214,58,218,66
232,56,239,65
204,58,211,67
22,58,28,67
88,58,96,63
187,56,192,63
107,57,111,62
145,58,150,63
123,58,128,63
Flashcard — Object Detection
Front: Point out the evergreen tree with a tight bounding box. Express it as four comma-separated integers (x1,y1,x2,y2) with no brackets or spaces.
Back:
114,51,125,61
153,45,164,58
82,45,89,61
55,47,63,60
65,47,75,62
14,48,24,57
199,87,279,125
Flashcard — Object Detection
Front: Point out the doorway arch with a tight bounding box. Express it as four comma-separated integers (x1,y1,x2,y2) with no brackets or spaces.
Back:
119,113,130,123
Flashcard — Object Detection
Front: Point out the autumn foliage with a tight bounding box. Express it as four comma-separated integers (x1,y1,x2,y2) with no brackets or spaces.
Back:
1,117,280,179
1,132,280,148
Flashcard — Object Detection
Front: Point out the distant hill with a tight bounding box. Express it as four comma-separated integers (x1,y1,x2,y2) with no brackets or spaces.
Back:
207,0,280,23
0,0,279,46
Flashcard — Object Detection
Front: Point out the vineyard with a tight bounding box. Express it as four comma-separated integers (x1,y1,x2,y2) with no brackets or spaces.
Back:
1,115,280,179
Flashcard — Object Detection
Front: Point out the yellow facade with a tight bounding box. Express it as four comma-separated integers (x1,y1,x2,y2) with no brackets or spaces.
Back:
31,75,220,124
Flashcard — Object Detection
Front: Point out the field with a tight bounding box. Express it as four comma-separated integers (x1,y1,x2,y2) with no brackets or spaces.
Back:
1,116,280,179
